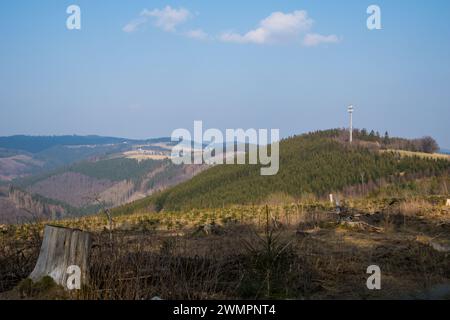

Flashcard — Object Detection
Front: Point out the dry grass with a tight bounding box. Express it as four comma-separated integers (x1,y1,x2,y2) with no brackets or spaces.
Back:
398,199,434,217
381,149,450,161
0,225,42,293
1,201,449,300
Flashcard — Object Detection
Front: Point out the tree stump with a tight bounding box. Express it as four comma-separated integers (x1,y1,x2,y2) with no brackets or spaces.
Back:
29,225,92,289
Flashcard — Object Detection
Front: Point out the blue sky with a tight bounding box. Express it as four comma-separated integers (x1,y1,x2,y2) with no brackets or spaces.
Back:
0,1,449,147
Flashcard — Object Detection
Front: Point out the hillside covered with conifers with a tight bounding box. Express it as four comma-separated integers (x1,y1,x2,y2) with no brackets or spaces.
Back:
115,129,449,213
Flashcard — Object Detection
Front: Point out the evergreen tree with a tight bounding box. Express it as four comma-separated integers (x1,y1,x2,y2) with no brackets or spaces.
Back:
383,131,390,145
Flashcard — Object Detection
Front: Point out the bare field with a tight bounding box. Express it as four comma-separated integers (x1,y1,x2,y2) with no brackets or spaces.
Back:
123,151,170,161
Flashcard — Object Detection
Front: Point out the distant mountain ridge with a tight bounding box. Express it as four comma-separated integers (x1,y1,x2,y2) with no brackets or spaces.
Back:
0,135,172,153
0,135,172,182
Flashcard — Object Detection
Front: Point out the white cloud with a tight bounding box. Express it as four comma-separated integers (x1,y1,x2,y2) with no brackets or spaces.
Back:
219,10,340,47
303,33,340,47
123,17,147,33
122,7,341,48
123,6,191,33
220,10,313,44
141,6,191,32
184,29,209,41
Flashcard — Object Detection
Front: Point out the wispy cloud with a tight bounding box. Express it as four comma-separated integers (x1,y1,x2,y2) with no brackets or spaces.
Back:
141,6,191,32
123,6,191,33
184,29,209,41
123,17,147,33
303,33,340,47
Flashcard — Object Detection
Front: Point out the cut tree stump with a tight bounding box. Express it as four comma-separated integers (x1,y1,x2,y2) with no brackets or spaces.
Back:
29,225,92,289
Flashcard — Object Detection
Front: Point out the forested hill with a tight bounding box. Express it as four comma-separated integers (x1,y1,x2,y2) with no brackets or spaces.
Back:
115,129,450,213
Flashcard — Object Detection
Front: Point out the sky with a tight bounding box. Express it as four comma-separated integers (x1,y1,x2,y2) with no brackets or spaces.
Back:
0,1,449,148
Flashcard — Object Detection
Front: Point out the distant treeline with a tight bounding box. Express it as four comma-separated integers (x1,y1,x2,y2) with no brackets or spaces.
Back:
334,128,439,154
69,158,163,182
0,135,129,153
0,135,173,154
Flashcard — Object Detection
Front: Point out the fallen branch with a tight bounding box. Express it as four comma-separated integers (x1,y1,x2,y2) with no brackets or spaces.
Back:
340,221,383,233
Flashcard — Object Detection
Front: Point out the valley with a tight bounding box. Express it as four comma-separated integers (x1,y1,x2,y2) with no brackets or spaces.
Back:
0,136,207,224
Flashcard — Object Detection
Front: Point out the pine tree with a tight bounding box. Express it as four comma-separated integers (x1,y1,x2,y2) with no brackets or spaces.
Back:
383,131,390,146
